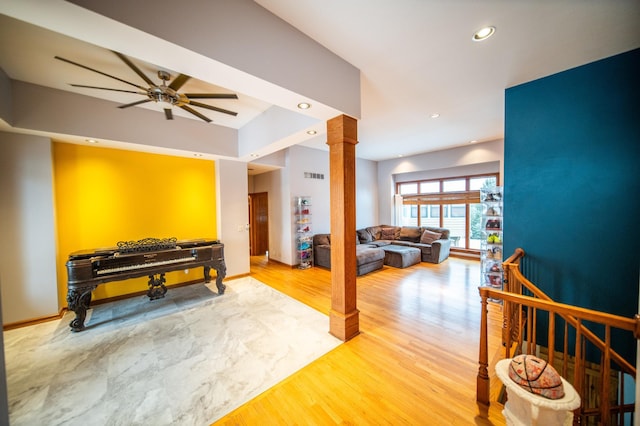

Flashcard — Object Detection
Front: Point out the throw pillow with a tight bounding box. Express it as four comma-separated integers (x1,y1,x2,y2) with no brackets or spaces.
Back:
399,226,422,242
357,229,373,243
420,229,442,244
508,354,565,400
380,227,396,240
315,234,330,246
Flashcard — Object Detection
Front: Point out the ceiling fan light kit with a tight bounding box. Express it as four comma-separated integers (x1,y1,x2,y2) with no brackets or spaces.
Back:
55,51,238,123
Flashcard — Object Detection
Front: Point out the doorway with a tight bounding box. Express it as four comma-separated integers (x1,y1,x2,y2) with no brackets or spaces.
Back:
248,192,269,256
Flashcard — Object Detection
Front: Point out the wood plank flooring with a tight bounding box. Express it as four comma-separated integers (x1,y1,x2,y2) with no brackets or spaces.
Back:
214,256,507,425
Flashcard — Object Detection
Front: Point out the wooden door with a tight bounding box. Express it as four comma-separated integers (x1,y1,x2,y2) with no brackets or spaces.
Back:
249,192,269,256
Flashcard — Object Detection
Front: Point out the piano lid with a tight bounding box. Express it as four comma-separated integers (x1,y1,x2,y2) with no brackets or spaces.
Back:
68,238,220,260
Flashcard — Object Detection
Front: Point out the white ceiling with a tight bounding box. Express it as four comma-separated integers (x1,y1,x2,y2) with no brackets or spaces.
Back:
1,1,639,166
258,0,640,159
0,14,272,128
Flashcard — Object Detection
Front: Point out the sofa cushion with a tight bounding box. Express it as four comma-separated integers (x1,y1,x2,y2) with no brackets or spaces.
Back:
420,229,442,244
367,225,383,240
313,234,331,246
370,240,392,247
357,228,373,243
380,227,397,240
399,226,422,242
355,245,386,265
382,245,421,268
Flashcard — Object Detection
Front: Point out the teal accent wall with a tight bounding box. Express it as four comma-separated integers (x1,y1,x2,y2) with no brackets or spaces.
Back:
504,48,640,362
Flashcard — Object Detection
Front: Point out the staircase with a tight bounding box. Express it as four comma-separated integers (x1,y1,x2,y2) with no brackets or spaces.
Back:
477,248,639,425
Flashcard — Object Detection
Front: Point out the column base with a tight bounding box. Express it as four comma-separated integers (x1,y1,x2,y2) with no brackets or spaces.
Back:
329,308,360,341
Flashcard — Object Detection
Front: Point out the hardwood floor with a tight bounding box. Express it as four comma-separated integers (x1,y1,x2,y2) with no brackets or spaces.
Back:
214,256,507,425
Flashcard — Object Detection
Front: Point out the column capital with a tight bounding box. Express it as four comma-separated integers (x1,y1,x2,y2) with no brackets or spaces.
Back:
327,114,358,146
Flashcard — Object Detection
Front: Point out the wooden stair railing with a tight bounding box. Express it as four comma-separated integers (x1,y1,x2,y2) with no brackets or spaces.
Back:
477,248,640,425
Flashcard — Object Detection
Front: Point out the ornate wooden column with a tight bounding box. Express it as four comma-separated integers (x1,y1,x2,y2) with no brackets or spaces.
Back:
326,114,359,341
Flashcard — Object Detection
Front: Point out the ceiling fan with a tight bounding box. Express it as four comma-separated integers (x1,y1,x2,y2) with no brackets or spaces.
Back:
54,51,238,123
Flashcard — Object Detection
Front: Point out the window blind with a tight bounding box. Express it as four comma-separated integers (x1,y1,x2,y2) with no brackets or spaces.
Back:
401,190,481,205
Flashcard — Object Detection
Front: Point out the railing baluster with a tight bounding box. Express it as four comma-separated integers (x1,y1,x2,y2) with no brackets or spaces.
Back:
532,307,537,354
574,320,583,423
548,312,555,367
619,373,625,425
504,296,512,358
526,306,532,354
602,325,611,425
563,321,569,378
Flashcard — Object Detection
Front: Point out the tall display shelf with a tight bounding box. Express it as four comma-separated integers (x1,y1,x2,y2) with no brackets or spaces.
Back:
294,196,313,269
480,187,503,301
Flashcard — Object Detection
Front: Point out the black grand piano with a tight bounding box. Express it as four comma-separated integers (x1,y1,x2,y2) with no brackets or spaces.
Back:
66,237,226,332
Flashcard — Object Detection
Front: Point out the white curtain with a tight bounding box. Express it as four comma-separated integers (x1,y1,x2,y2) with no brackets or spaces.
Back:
393,194,403,226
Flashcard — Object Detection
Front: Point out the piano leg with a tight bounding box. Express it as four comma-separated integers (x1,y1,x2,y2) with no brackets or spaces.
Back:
203,261,227,294
67,287,95,332
147,273,168,300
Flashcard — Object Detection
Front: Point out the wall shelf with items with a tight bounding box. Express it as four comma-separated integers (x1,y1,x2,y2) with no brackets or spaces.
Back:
480,187,503,302
294,196,313,269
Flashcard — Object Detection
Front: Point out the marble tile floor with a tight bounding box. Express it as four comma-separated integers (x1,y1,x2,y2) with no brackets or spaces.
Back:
4,277,342,425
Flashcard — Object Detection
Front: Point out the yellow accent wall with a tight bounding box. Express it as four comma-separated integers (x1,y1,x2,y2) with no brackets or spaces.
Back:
53,142,217,307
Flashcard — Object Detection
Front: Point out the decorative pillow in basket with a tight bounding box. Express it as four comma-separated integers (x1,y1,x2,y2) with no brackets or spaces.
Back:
508,354,565,399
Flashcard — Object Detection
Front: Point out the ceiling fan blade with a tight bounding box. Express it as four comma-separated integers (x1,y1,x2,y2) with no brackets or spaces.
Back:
70,84,147,95
189,100,238,116
179,105,212,123
169,74,190,91
164,108,173,120
118,99,152,109
183,93,238,99
112,51,156,87
55,56,147,91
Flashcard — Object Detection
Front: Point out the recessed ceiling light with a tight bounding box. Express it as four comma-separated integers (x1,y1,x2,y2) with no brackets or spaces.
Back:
85,139,98,143
307,130,317,135
297,102,311,110
473,26,496,42
430,113,440,119
469,140,478,144
397,154,403,158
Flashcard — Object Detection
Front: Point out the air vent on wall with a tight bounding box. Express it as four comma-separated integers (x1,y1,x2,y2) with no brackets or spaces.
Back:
304,172,324,180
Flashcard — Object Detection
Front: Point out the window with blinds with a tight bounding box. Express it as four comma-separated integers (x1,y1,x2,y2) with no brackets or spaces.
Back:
396,174,498,251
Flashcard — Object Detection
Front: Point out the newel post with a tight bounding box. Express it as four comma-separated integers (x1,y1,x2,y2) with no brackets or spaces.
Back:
477,287,490,410
326,114,359,341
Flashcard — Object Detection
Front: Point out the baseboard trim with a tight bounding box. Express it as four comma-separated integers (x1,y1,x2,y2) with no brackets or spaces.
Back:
450,250,480,260
3,313,63,331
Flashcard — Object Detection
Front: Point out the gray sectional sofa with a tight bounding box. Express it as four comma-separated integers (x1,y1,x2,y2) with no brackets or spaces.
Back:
313,225,451,276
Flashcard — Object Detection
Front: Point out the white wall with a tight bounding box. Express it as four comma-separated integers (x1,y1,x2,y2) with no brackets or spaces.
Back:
0,132,58,323
252,144,378,266
216,159,250,277
288,145,330,264
0,67,11,124
356,157,379,228
253,166,289,264
377,139,504,225
288,145,330,233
